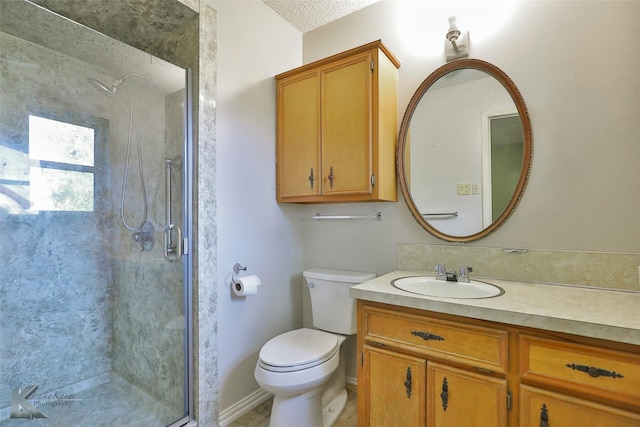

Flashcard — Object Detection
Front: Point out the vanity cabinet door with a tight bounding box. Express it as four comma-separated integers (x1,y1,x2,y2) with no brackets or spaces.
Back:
427,362,508,427
520,385,640,427
360,345,426,427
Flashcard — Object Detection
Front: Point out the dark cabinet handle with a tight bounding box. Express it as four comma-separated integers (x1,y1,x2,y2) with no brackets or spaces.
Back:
565,363,624,379
411,330,445,341
308,168,314,189
440,377,448,411
328,166,334,188
404,367,412,398
539,403,549,427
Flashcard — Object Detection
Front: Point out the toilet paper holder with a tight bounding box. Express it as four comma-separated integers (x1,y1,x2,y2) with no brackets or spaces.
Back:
231,263,261,296
231,263,247,285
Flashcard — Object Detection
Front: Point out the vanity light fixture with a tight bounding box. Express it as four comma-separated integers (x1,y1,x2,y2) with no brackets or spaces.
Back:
445,16,469,62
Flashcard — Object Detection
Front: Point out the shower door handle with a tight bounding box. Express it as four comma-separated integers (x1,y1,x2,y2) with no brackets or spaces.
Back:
164,223,182,262
164,157,183,262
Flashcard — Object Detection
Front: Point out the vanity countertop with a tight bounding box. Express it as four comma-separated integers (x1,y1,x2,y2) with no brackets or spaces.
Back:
350,270,640,346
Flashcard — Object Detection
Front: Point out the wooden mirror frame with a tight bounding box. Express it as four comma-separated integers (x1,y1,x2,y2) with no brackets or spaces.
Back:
398,59,533,242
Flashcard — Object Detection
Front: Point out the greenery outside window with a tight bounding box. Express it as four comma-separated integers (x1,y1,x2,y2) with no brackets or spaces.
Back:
28,115,96,212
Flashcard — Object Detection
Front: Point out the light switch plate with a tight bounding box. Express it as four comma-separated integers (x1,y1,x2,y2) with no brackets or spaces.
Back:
457,183,471,195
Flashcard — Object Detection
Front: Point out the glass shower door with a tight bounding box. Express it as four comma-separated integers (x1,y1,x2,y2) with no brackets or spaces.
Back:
0,1,192,425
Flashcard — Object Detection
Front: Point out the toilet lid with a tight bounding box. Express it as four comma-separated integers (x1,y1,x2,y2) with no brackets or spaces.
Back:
259,328,339,372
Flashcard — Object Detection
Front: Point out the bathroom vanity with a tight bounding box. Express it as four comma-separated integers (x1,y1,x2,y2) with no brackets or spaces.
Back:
351,271,640,427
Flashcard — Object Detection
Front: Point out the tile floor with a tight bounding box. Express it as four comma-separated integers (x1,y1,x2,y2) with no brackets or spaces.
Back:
227,388,357,427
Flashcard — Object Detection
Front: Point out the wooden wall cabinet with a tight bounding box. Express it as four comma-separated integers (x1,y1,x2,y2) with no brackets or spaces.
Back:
275,40,400,203
357,301,640,426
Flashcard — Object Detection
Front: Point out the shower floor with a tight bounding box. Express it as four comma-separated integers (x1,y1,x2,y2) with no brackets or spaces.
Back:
0,374,182,427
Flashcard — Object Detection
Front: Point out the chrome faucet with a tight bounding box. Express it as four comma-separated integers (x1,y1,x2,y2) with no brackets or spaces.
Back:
436,264,473,282
458,266,473,283
435,264,458,281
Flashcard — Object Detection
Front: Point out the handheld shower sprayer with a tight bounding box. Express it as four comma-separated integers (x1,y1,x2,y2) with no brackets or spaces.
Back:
87,73,150,233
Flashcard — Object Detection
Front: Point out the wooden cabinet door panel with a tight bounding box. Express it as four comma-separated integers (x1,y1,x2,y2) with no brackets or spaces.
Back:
361,345,426,427
520,385,640,427
276,71,320,199
321,53,372,196
427,362,508,427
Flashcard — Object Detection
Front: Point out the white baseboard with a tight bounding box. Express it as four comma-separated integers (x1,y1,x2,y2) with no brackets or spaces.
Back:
346,375,357,391
218,388,273,427
218,377,357,426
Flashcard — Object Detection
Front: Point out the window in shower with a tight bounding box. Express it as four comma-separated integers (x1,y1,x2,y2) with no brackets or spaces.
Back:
28,114,97,212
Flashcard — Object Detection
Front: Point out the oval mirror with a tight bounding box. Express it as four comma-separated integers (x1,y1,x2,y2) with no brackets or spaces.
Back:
398,59,532,242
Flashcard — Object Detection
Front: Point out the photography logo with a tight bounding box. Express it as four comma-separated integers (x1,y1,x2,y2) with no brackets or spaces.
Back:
11,385,82,419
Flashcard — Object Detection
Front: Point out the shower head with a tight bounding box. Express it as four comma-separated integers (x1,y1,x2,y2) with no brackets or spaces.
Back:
87,73,150,96
114,73,150,86
87,78,115,95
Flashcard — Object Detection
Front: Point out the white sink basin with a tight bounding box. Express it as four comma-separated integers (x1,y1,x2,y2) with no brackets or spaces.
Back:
391,276,504,299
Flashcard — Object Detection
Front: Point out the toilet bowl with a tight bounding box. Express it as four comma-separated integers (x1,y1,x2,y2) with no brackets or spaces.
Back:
254,328,344,427
254,268,375,427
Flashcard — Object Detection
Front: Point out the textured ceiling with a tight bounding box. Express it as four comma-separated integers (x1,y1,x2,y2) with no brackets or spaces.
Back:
261,0,381,33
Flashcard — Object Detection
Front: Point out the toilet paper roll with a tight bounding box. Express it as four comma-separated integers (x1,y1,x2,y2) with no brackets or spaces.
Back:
232,274,261,296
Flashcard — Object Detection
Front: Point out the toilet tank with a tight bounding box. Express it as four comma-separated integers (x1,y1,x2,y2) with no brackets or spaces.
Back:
303,268,376,335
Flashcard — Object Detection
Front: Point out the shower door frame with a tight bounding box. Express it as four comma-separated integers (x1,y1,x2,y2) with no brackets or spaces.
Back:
179,67,195,427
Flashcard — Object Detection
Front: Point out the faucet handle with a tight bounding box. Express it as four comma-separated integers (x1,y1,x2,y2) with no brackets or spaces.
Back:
435,264,447,280
459,266,473,283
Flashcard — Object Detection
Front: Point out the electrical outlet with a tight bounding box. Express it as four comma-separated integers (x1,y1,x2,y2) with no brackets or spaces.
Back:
457,183,471,195
472,183,480,195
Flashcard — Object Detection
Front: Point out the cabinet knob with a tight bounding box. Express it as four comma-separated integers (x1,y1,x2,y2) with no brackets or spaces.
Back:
440,377,449,411
328,166,334,189
404,367,412,398
539,403,549,427
308,168,314,189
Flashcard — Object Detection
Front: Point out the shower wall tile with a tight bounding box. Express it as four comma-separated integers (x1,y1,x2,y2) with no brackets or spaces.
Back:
0,32,116,402
194,4,219,425
31,0,198,55
149,15,199,70
398,244,640,292
0,214,113,401
111,258,185,413
109,85,187,412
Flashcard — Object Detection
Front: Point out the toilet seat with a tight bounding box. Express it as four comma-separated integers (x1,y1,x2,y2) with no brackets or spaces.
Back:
258,328,339,373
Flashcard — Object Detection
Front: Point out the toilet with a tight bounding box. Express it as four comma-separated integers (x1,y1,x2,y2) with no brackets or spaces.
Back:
254,268,375,427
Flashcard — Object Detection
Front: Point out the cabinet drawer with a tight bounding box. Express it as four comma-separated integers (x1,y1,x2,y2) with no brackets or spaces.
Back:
520,335,640,408
362,305,508,373
520,385,640,427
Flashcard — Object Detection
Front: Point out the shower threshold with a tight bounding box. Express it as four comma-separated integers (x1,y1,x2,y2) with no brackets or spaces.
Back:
0,373,182,426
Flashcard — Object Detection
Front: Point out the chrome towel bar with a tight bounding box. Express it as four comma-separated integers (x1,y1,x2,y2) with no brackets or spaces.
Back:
422,211,458,218
310,212,382,221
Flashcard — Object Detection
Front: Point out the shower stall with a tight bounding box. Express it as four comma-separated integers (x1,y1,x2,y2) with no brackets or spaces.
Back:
0,1,194,426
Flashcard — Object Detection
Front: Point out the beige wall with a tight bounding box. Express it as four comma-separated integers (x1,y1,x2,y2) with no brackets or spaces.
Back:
301,0,640,264
299,0,640,386
206,0,304,413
